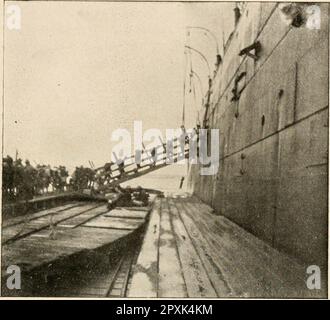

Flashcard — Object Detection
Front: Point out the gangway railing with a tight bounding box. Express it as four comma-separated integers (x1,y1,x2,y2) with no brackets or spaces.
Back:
94,136,190,189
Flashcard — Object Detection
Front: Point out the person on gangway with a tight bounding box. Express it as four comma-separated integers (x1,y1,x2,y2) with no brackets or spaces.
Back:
118,158,127,178
150,148,157,167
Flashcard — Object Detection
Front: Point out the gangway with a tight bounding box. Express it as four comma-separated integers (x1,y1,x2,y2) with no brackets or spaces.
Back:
94,136,190,189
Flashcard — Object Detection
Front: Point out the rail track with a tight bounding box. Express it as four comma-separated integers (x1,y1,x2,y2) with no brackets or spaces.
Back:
106,247,138,298
51,230,144,298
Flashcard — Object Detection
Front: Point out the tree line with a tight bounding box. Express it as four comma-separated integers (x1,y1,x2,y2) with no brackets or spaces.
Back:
2,155,97,203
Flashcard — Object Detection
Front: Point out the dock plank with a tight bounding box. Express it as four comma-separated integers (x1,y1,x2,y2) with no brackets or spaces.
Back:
57,205,109,228
2,203,81,228
158,199,186,297
174,200,233,297
104,208,149,220
182,200,318,298
182,201,268,297
120,207,150,212
128,199,161,298
82,216,144,230
2,203,101,243
128,194,321,298
2,225,130,273
168,198,217,298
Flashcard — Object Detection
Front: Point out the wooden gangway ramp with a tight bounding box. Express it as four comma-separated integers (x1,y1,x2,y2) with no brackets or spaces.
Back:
95,136,189,189
128,194,326,298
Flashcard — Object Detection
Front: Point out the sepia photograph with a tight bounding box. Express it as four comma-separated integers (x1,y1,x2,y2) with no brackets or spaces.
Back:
0,1,328,300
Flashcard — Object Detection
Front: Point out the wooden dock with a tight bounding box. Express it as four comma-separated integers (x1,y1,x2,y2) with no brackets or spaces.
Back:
128,194,326,298
2,195,326,298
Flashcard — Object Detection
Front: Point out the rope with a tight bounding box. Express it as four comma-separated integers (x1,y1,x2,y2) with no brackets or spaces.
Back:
187,49,202,126
191,76,198,116
182,50,188,127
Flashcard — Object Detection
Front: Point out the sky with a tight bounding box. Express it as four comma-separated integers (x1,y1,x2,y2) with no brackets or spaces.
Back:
3,1,235,173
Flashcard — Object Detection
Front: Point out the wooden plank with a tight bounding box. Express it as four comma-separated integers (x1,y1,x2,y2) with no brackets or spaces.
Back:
183,199,316,298
174,200,233,297
183,200,276,297
186,204,282,297
2,226,39,243
128,199,161,298
168,198,217,297
3,192,74,207
104,208,148,220
82,216,144,230
187,200,303,277
120,207,150,212
57,205,108,228
2,202,81,228
2,203,101,243
2,226,130,273
158,199,187,297
217,215,319,297
28,192,73,203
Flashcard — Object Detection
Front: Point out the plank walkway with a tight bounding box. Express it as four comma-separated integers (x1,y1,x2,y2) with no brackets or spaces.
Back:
128,194,326,298
2,195,326,298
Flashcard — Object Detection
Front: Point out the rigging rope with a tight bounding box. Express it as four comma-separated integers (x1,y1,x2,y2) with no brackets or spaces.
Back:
187,49,202,126
191,76,198,119
182,50,188,127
